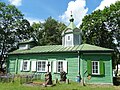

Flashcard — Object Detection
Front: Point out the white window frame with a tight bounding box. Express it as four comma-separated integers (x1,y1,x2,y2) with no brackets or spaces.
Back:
92,61,100,75
37,60,47,72
57,60,63,73
67,35,71,41
21,60,30,71
53,60,67,73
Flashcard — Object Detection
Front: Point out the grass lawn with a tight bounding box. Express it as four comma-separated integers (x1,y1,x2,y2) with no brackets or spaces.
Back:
0,78,119,90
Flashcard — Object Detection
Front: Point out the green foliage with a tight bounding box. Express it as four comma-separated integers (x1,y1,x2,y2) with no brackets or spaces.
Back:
80,1,119,48
80,1,120,67
31,17,66,45
0,2,31,71
31,22,43,45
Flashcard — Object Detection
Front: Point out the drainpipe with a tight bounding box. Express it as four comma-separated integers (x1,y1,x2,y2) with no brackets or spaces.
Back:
78,51,80,76
16,59,18,74
77,51,81,83
16,55,19,74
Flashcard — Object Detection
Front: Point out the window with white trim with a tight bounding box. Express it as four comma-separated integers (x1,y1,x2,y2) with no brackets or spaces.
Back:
92,61,100,75
53,60,67,73
67,36,71,41
20,60,30,71
57,61,63,72
23,61,28,71
37,61,47,72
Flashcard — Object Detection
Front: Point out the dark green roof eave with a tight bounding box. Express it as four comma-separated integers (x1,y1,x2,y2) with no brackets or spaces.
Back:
80,50,114,53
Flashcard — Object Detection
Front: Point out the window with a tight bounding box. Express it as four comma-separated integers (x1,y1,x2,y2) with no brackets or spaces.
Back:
31,60,51,72
23,61,28,71
87,60,105,75
92,61,100,75
37,61,47,72
57,61,63,72
67,36,71,41
53,60,67,73
20,60,30,71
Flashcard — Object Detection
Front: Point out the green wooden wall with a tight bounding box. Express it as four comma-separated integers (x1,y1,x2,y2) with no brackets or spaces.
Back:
7,52,113,84
8,53,79,81
80,53,113,84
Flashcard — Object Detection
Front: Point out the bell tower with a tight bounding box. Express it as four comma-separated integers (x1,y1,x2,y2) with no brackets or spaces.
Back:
62,14,82,47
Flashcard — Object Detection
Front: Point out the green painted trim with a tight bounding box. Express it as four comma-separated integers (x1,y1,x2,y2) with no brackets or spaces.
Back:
78,52,80,76
100,61,105,75
15,59,18,74
110,59,113,83
87,60,92,75
80,59,83,78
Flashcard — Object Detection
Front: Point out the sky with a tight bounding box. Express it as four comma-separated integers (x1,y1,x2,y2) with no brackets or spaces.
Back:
3,0,119,26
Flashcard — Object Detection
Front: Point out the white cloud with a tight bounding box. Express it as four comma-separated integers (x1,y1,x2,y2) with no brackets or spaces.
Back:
25,17,44,25
95,0,119,10
59,0,88,27
9,0,22,7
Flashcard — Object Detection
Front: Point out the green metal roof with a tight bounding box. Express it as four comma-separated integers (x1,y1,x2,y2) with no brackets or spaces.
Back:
66,22,77,30
9,44,113,55
65,14,77,30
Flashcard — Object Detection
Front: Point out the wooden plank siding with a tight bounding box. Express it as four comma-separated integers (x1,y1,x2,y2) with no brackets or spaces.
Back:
7,52,113,84
8,53,79,81
81,53,113,84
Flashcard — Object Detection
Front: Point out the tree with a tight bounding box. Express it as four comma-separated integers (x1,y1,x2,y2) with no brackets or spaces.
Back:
80,1,120,68
0,2,31,72
31,22,43,45
31,17,66,45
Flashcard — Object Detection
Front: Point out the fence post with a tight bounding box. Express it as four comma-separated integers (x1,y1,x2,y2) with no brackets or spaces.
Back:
26,75,28,83
20,76,22,84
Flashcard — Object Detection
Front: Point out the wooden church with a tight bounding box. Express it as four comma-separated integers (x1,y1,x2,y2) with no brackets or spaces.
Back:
7,14,113,84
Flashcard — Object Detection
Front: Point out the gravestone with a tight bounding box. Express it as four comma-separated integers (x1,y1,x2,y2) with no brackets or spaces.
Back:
60,70,67,82
44,62,52,86
45,72,52,85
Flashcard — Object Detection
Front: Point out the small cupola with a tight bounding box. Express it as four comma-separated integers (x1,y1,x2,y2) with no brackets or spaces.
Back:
18,38,37,50
62,13,82,47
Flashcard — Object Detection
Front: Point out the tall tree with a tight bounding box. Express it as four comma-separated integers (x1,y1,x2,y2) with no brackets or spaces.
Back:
31,17,66,45
80,1,120,68
31,22,43,45
80,1,120,48
0,2,31,72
